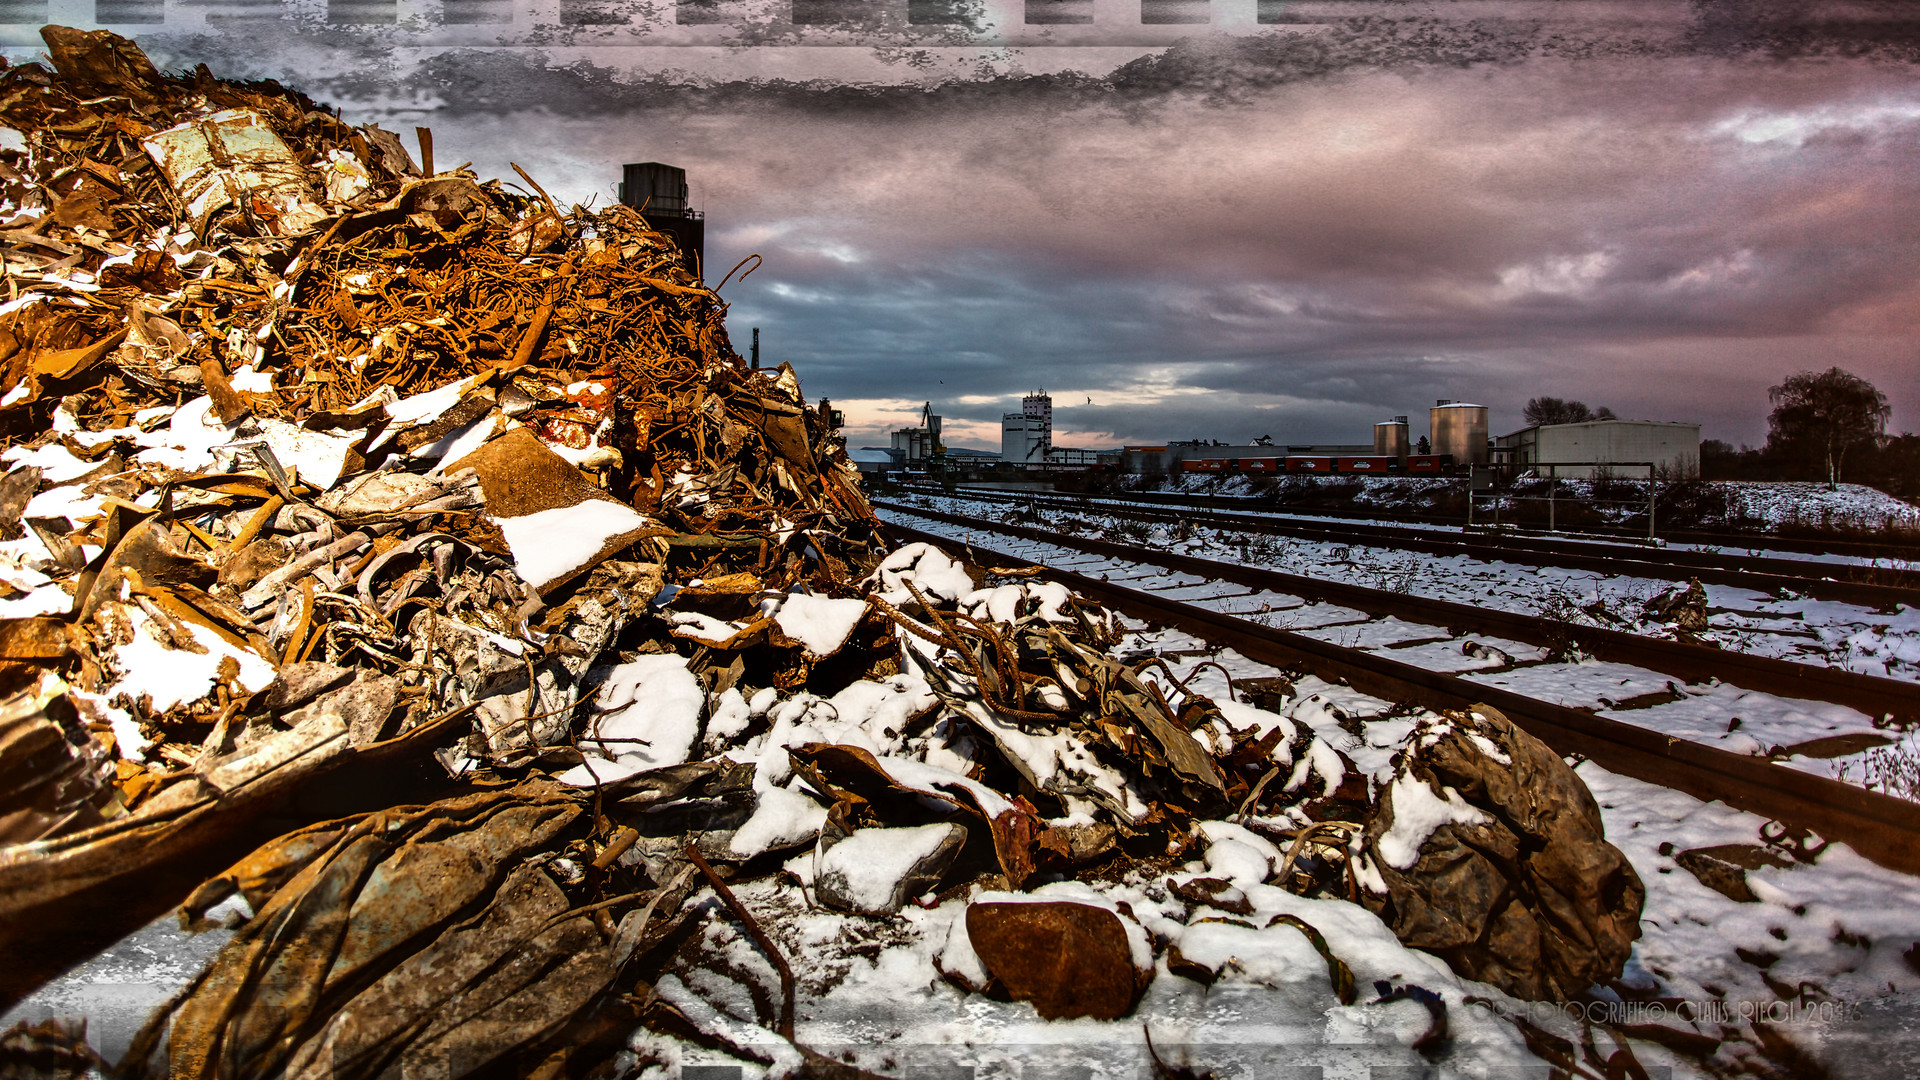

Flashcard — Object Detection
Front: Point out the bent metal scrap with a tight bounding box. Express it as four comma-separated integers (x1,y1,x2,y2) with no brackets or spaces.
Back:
0,28,1648,1080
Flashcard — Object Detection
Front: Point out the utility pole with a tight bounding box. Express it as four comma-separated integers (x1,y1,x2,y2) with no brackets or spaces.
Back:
751,327,760,369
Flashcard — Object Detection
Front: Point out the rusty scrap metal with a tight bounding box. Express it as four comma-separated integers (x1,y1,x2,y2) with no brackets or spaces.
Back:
0,27,1651,1079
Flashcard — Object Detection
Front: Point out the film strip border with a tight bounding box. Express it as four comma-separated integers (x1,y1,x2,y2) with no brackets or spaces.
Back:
0,0,1341,33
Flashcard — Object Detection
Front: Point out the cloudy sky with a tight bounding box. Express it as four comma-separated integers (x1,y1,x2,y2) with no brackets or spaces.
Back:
6,1,1918,451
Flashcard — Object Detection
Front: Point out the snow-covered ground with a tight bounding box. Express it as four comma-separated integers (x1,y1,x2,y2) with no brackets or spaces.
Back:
890,496,1920,685
879,505,1915,807
1145,474,1920,536
930,486,1920,572
21,627,1920,1079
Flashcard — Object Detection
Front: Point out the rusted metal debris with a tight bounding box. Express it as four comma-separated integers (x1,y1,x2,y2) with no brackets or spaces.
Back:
0,28,1646,1078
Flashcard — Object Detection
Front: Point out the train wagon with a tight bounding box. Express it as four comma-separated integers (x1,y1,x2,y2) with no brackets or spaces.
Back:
1404,454,1456,474
1285,456,1334,473
1241,457,1281,474
1181,458,1230,473
1335,456,1397,473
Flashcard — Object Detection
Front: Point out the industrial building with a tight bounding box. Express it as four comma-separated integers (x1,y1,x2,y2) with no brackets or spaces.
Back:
1002,390,1054,464
1002,414,1048,464
1131,441,1370,474
1125,404,1485,475
617,162,704,275
1496,419,1700,479
889,388,1698,483
848,447,896,478
891,403,943,463
1122,446,1169,473
1047,448,1109,467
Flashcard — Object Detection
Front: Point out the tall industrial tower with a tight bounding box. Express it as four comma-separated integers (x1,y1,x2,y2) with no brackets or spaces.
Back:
1001,388,1054,464
1023,389,1053,458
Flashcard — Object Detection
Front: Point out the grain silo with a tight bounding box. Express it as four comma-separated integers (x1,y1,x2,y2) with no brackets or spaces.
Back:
1373,416,1410,461
1431,400,1489,465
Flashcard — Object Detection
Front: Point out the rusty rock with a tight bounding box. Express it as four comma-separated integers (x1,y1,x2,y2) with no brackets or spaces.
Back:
964,901,1149,1021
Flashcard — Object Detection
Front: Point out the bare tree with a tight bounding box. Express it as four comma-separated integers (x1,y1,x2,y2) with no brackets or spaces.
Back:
1524,397,1600,426
1767,367,1890,489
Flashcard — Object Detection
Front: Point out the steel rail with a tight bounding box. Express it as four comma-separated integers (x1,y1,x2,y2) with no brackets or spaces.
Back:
879,492,1920,610
886,521,1920,877
879,504,1917,728
899,482,1920,562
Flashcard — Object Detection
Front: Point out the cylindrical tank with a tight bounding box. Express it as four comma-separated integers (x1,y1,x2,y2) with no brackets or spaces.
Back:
620,163,687,214
1373,417,1410,460
1431,403,1489,465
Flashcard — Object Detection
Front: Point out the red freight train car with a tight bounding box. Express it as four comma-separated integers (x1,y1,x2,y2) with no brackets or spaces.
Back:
1285,456,1333,473
1404,454,1456,474
1241,457,1281,474
1181,458,1229,473
1336,456,1397,473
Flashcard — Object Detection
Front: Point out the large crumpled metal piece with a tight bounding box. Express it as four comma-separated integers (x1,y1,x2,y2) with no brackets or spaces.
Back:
1351,705,1646,1001
0,667,111,847
123,779,693,1080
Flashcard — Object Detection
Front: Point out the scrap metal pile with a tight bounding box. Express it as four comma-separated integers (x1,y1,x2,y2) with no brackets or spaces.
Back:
0,28,1646,1079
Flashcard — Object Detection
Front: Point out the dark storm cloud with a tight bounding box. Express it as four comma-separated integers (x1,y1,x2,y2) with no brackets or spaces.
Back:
662,52,1920,448
39,1,1918,448
102,0,1920,120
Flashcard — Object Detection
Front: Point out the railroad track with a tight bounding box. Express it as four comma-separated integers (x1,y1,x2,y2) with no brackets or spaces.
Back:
897,482,1920,564
888,488,1920,606
879,501,1918,720
879,498,1920,691
879,509,1920,877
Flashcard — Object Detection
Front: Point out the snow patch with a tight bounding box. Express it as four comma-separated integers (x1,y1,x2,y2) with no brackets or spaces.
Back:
730,784,830,859
867,542,974,605
3,441,103,483
1376,772,1493,870
108,613,276,713
814,823,959,912
493,500,654,592
565,655,705,783
766,590,868,657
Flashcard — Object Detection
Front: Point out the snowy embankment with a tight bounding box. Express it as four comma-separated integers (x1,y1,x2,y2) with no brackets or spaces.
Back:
882,502,1914,816
1150,474,1920,534
905,495,1920,685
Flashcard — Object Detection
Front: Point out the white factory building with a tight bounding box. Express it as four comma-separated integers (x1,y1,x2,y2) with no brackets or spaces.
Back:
1496,419,1700,479
1002,389,1054,465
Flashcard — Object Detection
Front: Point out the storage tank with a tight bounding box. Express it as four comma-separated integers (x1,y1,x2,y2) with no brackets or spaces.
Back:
1430,401,1489,465
618,162,704,273
620,163,687,214
1373,416,1410,461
